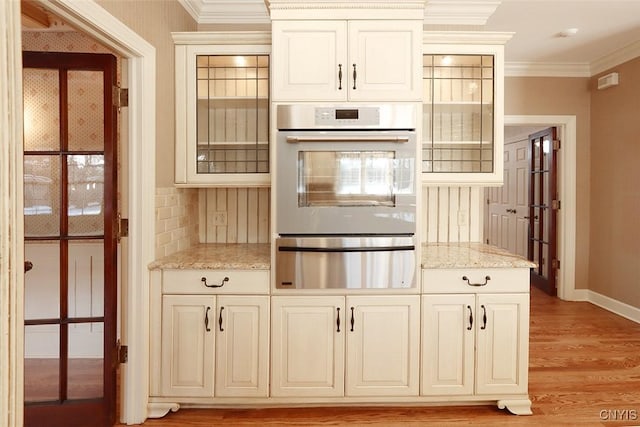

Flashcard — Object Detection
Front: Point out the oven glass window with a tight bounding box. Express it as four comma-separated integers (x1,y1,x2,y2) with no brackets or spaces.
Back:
298,151,396,207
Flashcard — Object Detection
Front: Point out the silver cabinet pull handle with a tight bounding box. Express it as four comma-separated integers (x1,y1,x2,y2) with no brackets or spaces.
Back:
462,275,490,287
202,276,229,288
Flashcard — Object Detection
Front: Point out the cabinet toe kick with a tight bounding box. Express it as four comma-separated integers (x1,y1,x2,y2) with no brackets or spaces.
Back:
497,399,533,415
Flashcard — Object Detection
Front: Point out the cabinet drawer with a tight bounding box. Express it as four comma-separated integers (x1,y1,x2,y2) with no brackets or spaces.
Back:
162,269,269,294
422,268,529,294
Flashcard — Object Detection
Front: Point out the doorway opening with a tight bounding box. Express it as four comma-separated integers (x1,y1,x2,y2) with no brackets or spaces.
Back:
13,0,157,424
484,115,578,301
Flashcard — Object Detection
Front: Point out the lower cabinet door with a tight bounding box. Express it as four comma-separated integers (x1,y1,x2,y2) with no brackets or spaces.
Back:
346,295,420,396
215,296,269,397
475,293,529,395
271,296,345,397
421,294,475,396
161,294,216,397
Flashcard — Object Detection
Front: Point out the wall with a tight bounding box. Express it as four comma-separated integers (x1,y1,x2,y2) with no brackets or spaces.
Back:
505,76,591,290
589,59,640,308
96,0,198,257
96,0,196,188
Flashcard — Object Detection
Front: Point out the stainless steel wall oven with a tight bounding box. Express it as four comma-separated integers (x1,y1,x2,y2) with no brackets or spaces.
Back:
275,104,418,290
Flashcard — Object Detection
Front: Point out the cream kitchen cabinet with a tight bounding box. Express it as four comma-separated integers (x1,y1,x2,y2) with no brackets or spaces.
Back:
421,267,532,415
149,268,270,414
173,32,271,187
215,295,269,397
160,294,269,398
271,20,422,102
421,33,512,185
161,294,216,397
271,295,420,397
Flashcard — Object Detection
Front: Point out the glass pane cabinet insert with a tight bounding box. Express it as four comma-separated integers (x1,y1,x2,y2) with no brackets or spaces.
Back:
422,54,494,173
195,55,269,174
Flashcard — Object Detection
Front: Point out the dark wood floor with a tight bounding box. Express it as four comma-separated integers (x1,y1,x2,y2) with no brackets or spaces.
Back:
122,287,640,426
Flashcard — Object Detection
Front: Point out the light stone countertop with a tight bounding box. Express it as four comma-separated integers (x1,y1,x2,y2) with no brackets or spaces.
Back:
149,242,534,271
149,243,270,270
421,242,537,269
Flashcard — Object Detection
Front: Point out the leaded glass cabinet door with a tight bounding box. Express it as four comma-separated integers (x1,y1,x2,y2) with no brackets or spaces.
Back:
422,41,506,185
174,35,271,186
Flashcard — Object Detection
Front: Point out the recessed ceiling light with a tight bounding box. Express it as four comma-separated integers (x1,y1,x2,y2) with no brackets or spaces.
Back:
558,28,579,37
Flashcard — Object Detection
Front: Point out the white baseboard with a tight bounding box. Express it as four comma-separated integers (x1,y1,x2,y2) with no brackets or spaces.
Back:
567,288,589,301
586,290,640,324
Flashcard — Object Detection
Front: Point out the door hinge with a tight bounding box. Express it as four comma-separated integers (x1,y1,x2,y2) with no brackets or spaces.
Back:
117,214,129,242
553,139,561,150
551,259,560,270
113,86,129,110
117,340,128,364
551,199,561,210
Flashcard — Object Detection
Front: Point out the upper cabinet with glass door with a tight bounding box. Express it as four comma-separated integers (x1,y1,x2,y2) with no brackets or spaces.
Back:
173,32,271,187
422,34,511,185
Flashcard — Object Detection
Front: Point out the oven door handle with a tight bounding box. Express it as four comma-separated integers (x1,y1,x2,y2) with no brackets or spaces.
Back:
286,136,410,144
278,245,415,253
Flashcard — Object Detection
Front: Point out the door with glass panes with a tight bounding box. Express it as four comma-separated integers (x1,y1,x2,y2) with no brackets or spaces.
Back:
22,51,118,427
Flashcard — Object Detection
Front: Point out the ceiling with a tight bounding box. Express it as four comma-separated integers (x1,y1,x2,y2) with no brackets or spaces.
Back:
179,0,640,76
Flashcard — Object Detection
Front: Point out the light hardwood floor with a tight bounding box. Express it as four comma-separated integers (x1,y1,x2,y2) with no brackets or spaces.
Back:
124,287,640,426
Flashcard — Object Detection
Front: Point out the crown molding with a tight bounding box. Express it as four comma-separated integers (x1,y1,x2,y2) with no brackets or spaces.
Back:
172,30,271,45
179,0,502,25
424,30,513,45
505,62,591,78
178,0,270,24
590,39,640,76
424,0,501,25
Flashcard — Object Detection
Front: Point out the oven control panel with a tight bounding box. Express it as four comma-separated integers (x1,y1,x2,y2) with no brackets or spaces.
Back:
314,107,380,127
277,104,416,130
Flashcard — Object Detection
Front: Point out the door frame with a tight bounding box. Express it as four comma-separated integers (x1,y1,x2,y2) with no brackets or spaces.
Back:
504,115,577,302
1,0,156,425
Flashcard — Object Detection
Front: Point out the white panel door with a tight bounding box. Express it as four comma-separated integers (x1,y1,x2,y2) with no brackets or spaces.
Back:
161,295,215,397
215,296,269,397
271,296,345,397
421,294,475,396
271,20,347,101
487,139,529,255
475,293,529,395
348,20,422,101
346,295,420,396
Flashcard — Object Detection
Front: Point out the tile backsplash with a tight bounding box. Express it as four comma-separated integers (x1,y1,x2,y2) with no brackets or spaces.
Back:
155,187,199,258
155,185,483,255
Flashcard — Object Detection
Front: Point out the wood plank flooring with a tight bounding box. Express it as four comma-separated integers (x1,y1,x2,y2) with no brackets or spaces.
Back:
120,287,640,426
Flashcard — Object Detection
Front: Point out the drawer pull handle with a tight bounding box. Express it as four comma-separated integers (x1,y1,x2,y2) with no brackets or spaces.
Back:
462,275,491,287
202,276,229,288
467,305,473,330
